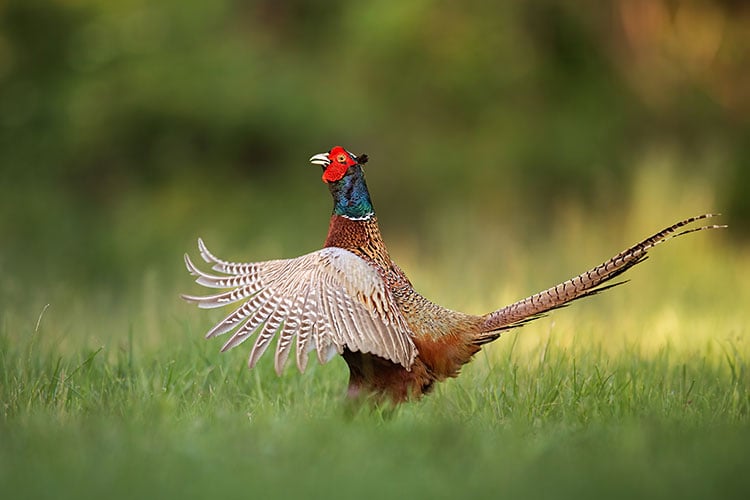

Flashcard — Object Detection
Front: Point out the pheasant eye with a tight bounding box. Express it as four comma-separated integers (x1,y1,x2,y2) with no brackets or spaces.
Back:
337,154,347,163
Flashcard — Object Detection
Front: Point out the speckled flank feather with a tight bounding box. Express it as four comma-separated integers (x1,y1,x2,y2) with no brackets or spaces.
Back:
183,146,725,404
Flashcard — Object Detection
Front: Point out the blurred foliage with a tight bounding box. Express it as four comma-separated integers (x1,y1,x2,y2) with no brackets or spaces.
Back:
0,0,747,292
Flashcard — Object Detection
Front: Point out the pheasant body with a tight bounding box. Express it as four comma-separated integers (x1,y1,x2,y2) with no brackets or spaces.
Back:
183,146,724,404
323,211,484,400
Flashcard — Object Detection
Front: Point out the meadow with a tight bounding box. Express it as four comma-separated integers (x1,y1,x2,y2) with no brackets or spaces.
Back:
2,1,749,498
1,165,748,500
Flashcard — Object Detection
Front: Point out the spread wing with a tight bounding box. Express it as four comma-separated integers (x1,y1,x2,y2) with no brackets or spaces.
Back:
181,239,417,374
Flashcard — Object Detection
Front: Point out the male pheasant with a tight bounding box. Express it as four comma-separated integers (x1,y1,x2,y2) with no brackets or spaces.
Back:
182,146,723,403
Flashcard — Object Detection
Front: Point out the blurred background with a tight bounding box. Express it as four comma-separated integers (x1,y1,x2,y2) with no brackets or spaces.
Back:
0,0,747,347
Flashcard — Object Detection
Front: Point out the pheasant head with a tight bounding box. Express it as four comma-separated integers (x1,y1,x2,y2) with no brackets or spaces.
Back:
309,145,364,183
310,146,374,220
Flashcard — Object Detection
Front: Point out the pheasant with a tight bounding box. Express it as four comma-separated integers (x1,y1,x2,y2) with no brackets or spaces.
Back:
182,146,724,403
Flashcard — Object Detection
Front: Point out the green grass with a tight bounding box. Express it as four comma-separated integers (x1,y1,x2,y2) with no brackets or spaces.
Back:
2,277,748,499
2,170,749,499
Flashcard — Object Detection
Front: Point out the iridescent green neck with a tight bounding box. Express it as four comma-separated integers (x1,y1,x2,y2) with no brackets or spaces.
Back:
328,164,375,220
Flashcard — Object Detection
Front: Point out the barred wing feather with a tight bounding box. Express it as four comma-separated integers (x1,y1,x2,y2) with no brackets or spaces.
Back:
182,239,417,374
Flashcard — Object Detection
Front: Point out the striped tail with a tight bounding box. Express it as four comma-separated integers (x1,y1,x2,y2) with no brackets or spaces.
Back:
477,214,725,343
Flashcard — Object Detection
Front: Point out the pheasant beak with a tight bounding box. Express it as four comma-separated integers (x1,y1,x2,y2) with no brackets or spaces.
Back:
309,153,331,167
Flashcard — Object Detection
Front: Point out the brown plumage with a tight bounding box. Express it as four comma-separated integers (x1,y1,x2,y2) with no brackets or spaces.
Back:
182,146,725,403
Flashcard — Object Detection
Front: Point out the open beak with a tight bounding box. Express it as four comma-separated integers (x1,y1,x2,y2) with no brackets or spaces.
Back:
309,152,331,167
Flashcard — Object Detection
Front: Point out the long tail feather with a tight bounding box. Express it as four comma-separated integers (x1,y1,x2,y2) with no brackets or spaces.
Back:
477,214,725,343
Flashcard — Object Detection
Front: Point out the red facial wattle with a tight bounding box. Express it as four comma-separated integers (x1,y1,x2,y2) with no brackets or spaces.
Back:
322,146,357,183
322,163,349,183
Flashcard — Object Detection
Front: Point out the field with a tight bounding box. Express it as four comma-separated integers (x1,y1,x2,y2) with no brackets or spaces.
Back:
1,171,748,500
2,1,749,498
